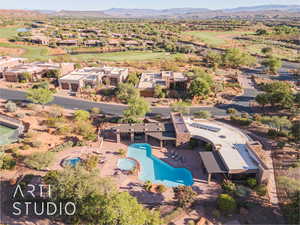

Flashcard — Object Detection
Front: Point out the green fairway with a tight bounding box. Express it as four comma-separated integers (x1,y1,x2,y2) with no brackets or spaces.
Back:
0,42,50,60
0,26,20,39
71,51,183,62
183,31,251,47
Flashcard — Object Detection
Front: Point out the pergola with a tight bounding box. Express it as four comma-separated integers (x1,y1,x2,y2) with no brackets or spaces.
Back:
199,151,227,183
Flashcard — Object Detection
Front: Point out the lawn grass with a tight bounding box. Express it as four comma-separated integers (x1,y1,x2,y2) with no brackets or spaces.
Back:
70,51,183,62
184,30,251,47
0,26,20,39
0,42,50,61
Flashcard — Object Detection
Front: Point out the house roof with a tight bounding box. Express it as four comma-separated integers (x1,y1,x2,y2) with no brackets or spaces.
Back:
199,151,227,174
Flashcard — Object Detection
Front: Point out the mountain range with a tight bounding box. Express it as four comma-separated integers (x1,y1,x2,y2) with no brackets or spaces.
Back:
31,5,300,19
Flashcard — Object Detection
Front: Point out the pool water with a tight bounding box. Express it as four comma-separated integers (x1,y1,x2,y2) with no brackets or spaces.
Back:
0,125,16,145
117,158,136,170
63,157,81,167
128,143,194,187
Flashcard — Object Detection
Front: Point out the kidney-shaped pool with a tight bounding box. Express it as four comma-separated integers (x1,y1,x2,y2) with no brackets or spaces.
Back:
128,143,194,187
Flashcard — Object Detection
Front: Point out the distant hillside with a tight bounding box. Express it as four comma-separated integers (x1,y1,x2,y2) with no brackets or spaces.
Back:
0,9,43,18
103,8,211,18
38,5,300,19
224,5,300,12
53,10,109,18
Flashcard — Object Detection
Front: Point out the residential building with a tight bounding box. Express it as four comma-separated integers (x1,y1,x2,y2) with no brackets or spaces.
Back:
106,112,268,183
59,66,128,92
25,36,49,45
57,39,78,46
138,71,189,97
0,57,26,78
3,62,75,82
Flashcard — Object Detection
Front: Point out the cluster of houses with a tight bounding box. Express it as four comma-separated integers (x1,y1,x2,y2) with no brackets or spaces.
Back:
21,26,156,48
0,56,190,96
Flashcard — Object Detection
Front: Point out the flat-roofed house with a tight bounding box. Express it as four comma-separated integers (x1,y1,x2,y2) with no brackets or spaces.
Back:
57,39,78,46
3,64,45,82
59,66,128,92
0,56,26,78
25,36,49,45
3,62,75,82
107,112,268,184
84,40,104,47
138,71,189,97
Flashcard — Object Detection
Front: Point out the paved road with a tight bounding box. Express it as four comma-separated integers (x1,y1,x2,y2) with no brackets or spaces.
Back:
2,60,298,116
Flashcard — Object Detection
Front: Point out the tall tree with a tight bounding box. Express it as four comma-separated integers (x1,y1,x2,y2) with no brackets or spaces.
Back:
123,97,150,123
26,88,54,107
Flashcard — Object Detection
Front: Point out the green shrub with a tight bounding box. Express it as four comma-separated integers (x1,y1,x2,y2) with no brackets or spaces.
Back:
31,141,42,148
246,178,257,188
222,179,236,193
50,141,74,152
144,180,152,192
227,108,237,115
16,113,25,118
83,155,99,171
0,154,16,170
211,209,221,218
217,194,237,214
5,101,17,112
194,110,211,119
187,220,195,225
277,141,286,148
255,184,267,196
235,185,251,198
118,148,126,156
21,144,30,150
24,152,55,170
156,184,167,193
230,115,253,126
90,107,101,115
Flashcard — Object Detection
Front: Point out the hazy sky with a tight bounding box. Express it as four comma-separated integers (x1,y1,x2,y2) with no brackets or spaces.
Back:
0,0,299,10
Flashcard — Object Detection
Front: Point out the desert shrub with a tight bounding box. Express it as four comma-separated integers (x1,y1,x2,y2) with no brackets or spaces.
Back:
173,186,197,208
246,178,257,188
0,154,16,170
73,110,90,121
24,152,55,170
222,180,237,193
50,141,74,152
83,155,99,171
235,185,251,198
56,125,71,135
255,184,267,196
144,180,152,192
230,115,253,126
227,108,237,115
194,110,211,119
31,141,42,148
187,220,195,225
156,184,167,193
277,141,286,148
21,144,30,150
5,101,17,112
90,107,101,115
73,121,96,141
118,148,126,156
16,113,25,118
211,209,221,218
217,194,237,214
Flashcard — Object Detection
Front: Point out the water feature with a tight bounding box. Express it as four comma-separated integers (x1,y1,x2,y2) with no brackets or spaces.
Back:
128,143,194,187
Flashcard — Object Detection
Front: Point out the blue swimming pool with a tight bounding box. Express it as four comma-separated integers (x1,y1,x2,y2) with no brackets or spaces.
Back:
117,158,136,171
63,157,81,167
128,143,194,187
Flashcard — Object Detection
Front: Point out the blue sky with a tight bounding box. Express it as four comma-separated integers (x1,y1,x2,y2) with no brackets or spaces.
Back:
1,0,299,10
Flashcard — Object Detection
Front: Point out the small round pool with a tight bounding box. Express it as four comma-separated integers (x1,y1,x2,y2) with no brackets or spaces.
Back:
117,158,136,171
62,157,82,167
